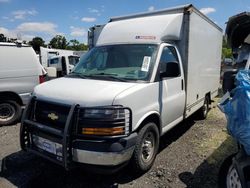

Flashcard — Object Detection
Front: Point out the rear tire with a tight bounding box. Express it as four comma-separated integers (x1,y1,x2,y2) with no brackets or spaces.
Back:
130,122,159,174
197,96,209,120
0,100,21,126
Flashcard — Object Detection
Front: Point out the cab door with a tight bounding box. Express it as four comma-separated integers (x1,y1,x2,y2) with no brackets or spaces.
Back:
158,45,186,130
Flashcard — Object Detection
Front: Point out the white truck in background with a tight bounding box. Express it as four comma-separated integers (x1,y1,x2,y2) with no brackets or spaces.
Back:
40,47,84,77
48,55,80,77
39,47,74,68
21,4,222,173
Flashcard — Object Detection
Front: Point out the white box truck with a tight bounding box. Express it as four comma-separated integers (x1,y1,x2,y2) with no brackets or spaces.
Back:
20,4,222,173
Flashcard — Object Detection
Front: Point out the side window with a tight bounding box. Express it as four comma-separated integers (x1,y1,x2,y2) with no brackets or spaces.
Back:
160,46,179,63
50,58,59,65
159,46,180,77
68,56,80,66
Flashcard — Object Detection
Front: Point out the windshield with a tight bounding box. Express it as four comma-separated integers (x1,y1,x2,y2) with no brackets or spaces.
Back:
68,56,80,66
72,44,158,81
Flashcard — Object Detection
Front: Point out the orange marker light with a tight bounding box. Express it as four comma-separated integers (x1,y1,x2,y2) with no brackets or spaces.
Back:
82,127,125,136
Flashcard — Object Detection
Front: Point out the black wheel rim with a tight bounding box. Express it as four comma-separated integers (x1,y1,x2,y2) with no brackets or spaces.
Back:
0,103,15,122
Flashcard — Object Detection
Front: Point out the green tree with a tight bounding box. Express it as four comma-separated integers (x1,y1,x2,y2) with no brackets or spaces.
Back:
28,37,45,53
222,48,233,59
79,43,88,51
66,39,88,51
49,35,67,49
69,39,80,46
222,36,233,59
66,39,80,50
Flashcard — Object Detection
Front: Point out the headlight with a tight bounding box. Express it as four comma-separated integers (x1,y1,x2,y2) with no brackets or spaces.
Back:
78,107,131,137
83,108,125,119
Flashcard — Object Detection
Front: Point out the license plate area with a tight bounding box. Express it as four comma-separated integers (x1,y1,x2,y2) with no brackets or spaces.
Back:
32,135,63,157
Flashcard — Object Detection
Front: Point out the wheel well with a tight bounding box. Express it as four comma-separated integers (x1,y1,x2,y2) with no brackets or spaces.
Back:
137,114,161,135
0,92,23,105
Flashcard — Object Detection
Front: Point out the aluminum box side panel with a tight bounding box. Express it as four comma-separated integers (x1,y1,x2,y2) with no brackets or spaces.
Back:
185,11,222,117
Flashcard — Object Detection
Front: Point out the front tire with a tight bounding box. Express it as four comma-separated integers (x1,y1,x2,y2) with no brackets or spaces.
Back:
0,100,21,126
130,122,159,174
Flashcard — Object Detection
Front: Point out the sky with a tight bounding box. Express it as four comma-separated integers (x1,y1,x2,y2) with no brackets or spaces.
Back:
0,0,250,44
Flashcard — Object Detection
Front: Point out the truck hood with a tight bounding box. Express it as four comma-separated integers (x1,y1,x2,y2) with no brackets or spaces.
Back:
33,77,137,106
226,12,250,50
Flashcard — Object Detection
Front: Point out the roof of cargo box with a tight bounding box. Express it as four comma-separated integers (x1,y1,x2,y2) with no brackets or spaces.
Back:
96,4,222,46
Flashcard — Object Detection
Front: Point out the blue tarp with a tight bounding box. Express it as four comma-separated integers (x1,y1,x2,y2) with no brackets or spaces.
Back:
219,70,250,155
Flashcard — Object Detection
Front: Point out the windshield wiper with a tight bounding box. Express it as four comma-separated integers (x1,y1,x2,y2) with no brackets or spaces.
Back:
67,72,88,79
88,73,128,82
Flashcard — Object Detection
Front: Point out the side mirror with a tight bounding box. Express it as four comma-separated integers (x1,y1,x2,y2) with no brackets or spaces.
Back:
46,67,57,78
160,62,180,78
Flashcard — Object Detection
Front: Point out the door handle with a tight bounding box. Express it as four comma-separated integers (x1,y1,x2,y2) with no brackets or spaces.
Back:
181,79,184,90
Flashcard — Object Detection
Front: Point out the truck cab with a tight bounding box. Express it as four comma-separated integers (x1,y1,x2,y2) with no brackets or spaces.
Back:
48,55,80,77
20,4,222,173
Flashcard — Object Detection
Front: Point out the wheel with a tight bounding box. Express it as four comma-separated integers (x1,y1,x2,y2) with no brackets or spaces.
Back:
130,122,159,174
0,100,21,126
226,164,243,188
197,96,209,120
218,153,244,188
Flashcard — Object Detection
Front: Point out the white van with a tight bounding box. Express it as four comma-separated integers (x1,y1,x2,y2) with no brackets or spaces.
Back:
0,42,45,125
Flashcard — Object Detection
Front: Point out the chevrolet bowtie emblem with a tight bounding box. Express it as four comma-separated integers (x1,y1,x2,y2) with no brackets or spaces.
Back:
48,113,58,120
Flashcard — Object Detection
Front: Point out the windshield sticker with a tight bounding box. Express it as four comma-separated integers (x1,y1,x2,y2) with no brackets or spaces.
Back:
135,36,156,40
141,56,151,72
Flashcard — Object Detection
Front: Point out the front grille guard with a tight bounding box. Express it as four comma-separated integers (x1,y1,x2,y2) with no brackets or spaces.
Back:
20,97,132,170
20,97,78,170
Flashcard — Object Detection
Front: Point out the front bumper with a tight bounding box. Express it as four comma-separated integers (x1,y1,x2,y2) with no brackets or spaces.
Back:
30,132,137,167
72,133,137,166
73,148,134,166
20,98,136,169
